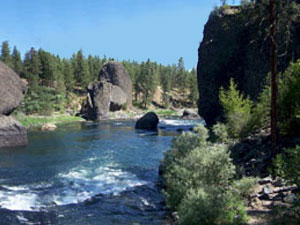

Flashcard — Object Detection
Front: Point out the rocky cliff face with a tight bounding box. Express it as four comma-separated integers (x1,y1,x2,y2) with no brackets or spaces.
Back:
197,6,300,126
0,61,28,148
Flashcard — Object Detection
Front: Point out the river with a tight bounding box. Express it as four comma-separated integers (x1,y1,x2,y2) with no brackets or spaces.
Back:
0,119,202,225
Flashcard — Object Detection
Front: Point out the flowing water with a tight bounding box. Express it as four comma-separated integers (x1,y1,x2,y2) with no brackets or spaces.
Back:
0,119,202,225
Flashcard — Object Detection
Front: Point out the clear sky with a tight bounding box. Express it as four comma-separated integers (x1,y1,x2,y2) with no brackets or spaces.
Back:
0,0,233,69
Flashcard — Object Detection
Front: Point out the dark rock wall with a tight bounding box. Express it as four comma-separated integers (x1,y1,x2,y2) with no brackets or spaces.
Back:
197,6,300,126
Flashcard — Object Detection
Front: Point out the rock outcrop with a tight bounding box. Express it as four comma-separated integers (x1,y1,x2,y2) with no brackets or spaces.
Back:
0,115,27,148
135,112,159,130
197,6,300,126
0,62,27,148
0,61,27,115
82,62,132,120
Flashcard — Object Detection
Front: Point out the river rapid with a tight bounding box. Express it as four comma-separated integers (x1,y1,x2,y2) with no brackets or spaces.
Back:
0,119,202,225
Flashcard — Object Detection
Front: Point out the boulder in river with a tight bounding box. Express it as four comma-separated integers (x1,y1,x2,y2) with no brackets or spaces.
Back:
0,61,27,115
135,112,159,130
82,62,132,120
181,109,201,120
0,115,28,148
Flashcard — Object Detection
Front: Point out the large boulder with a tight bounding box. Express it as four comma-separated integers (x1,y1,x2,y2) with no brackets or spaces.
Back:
135,112,159,130
0,115,28,148
98,61,132,106
0,61,27,115
82,62,132,120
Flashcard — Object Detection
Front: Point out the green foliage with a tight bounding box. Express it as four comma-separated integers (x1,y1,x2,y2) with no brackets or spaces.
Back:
162,126,255,225
178,187,247,225
11,46,23,75
14,112,83,128
212,122,229,143
274,145,300,189
232,177,258,198
0,41,13,68
219,78,253,138
278,60,300,136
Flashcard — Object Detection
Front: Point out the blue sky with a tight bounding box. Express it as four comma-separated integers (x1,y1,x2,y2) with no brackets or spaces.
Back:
0,0,237,69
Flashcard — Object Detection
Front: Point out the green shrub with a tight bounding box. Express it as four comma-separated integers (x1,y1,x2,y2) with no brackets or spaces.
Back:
279,60,300,136
219,78,253,139
178,187,248,225
163,143,236,209
274,145,300,189
232,177,259,198
162,128,208,172
212,122,229,143
249,83,271,130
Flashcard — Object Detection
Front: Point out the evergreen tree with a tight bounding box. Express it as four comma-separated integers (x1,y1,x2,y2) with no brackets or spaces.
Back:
138,59,156,108
161,65,171,107
62,59,75,92
23,47,41,89
188,68,198,107
0,41,13,68
74,49,90,88
176,57,187,95
11,46,23,75
38,49,57,87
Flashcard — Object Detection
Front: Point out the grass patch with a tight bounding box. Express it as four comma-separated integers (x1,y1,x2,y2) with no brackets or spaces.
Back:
14,113,84,129
152,109,179,117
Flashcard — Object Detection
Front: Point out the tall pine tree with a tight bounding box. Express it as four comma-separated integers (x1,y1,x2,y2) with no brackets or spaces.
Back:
11,46,23,75
0,41,13,68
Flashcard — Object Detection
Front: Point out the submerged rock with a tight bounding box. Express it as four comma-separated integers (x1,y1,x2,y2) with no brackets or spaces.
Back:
0,61,27,115
135,112,159,130
41,123,57,131
0,115,28,148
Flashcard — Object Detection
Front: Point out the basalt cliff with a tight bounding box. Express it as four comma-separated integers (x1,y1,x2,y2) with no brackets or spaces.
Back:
197,5,300,126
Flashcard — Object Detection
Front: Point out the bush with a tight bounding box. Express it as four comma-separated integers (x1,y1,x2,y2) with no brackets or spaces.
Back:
163,144,236,209
274,145,300,189
178,187,248,225
219,78,253,139
232,177,259,198
162,126,257,225
279,60,300,136
162,126,208,172
212,122,229,143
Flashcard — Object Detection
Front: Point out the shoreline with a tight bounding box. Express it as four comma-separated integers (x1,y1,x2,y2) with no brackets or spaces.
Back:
14,108,192,130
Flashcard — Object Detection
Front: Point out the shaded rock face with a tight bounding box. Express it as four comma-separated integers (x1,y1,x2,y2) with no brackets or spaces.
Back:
83,62,132,121
0,115,28,148
197,7,300,126
0,61,27,115
135,112,159,130
98,61,132,106
0,62,27,148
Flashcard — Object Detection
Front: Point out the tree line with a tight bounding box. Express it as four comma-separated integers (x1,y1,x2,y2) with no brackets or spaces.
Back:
0,41,198,115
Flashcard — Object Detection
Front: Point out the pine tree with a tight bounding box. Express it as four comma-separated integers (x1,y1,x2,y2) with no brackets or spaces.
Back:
0,41,13,68
38,49,57,87
23,47,41,89
11,46,23,76
74,50,90,88
62,59,75,92
188,68,198,107
161,66,171,107
138,59,156,108
176,57,187,96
